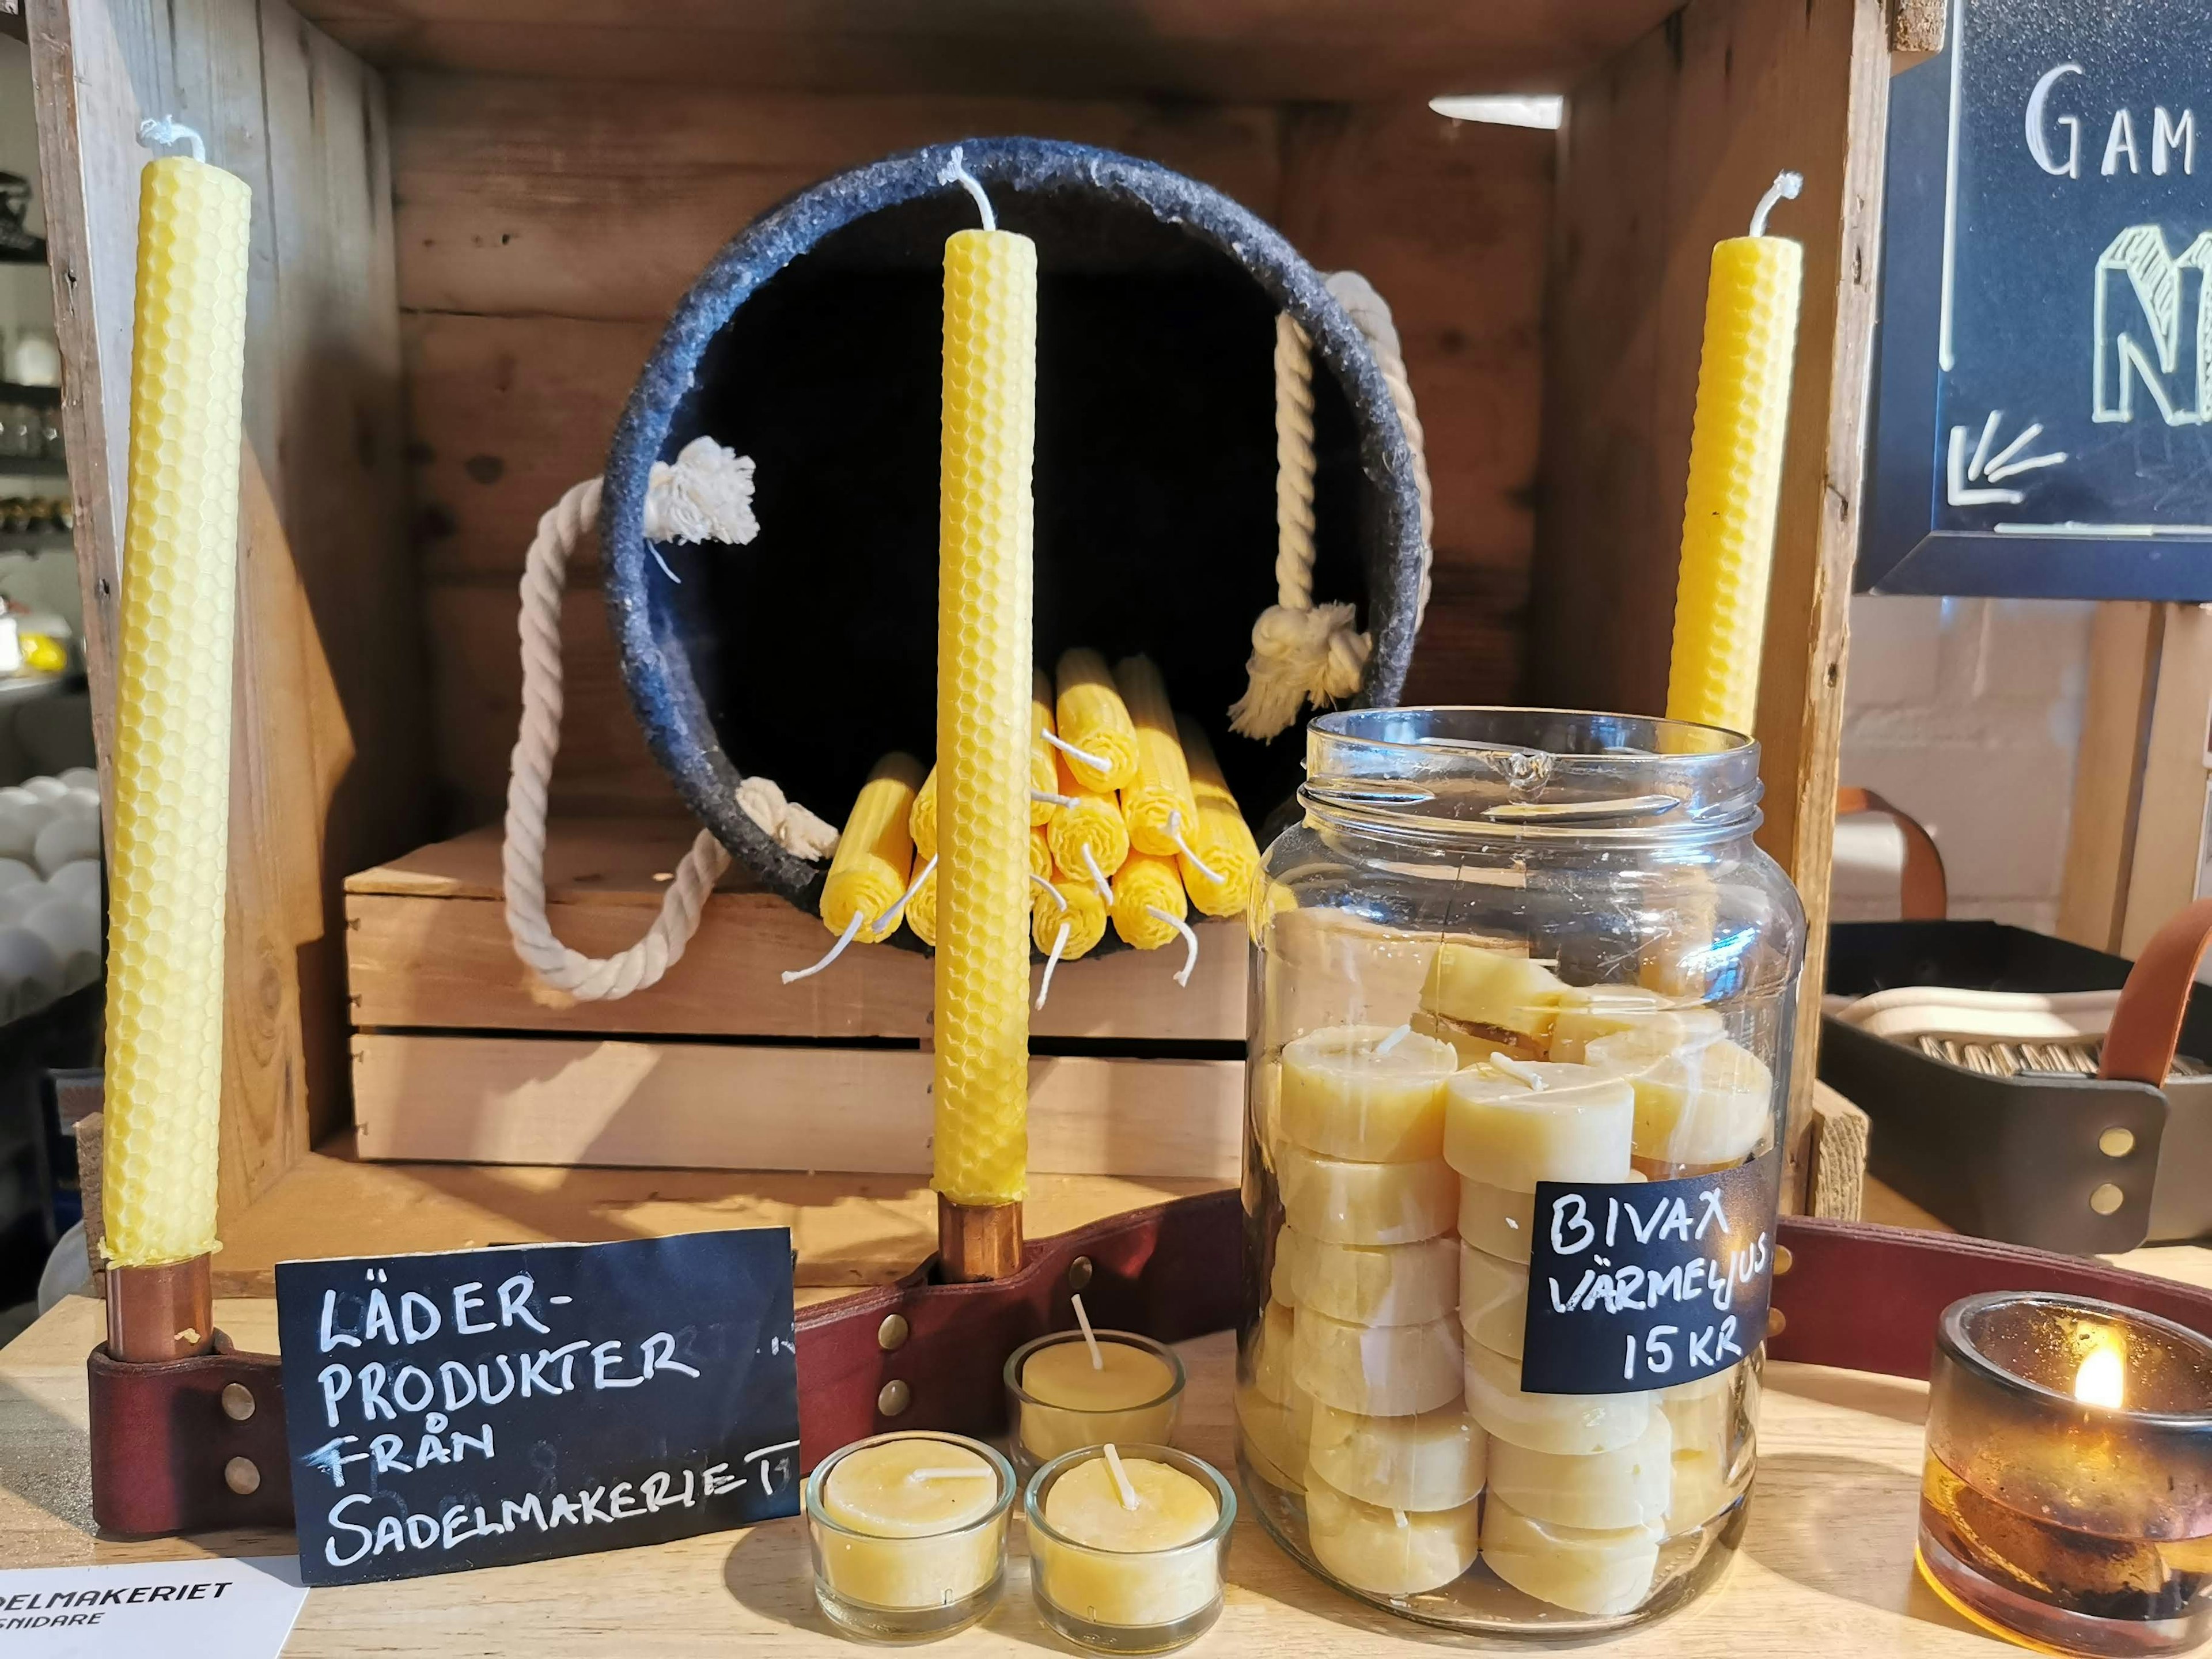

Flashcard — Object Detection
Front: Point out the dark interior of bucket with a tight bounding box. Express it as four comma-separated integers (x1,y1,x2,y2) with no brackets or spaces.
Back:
652,184,1372,843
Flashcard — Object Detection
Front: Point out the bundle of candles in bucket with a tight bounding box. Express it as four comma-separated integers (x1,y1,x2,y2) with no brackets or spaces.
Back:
786,648,1262,1003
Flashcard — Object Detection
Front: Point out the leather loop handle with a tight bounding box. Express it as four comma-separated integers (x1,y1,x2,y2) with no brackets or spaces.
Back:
1836,786,1948,921
2099,897,2212,1085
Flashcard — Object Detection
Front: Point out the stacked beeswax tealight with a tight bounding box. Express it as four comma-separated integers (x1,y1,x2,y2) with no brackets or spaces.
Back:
1271,1022,1481,1596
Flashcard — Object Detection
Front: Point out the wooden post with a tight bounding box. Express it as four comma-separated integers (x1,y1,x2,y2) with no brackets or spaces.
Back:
937,1197,1022,1282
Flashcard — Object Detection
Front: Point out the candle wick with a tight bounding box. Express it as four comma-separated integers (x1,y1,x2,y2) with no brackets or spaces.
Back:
1145,906,1200,987
1749,170,1803,237
1036,919,1071,1011
873,854,937,938
1033,787,1081,810
907,1467,994,1482
1081,844,1114,904
781,907,869,984
1374,1022,1413,1055
1031,872,1069,912
1043,729,1111,773
1072,1292,1105,1370
1102,1442,1141,1511
138,116,207,165
1166,810,1222,885
937,146,998,232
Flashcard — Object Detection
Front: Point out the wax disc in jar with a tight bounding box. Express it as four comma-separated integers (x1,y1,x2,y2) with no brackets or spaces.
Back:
1305,1472,1480,1597
1289,1230,1460,1326
1459,1172,1646,1263
1235,1377,1313,1490
1278,1024,1458,1161
1410,1007,1540,1067
1458,1244,1531,1359
1442,1060,1635,1190
1487,1411,1673,1532
1421,943,1566,1043
1585,1030,1770,1167
1480,1492,1664,1618
1464,1338,1653,1455
1276,1142,1457,1245
1308,1401,1486,1512
1292,1306,1463,1417
1548,987,1724,1063
1248,1298,1299,1404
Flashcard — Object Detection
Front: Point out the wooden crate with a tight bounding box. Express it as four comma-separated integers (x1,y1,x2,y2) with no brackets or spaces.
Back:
346,821,1247,1179
26,0,1892,1216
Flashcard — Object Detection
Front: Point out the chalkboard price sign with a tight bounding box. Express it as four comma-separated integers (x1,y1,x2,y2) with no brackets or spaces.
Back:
1863,0,2212,597
276,1230,801,1586
1519,1150,1781,1396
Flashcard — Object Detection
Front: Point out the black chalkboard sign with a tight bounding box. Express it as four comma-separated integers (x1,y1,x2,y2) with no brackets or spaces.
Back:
1519,1150,1781,1396
276,1230,801,1586
1863,0,2212,598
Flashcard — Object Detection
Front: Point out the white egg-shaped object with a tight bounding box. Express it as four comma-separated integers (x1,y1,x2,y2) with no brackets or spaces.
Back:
56,788,100,821
0,858,40,894
57,767,97,793
0,925,66,1016
34,815,99,877
47,861,100,904
0,808,40,863
0,883,50,929
23,899,97,993
22,776,70,802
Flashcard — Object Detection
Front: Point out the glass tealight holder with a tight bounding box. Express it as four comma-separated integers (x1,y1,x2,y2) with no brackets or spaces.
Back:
1025,1444,1237,1654
806,1432,1016,1643
1005,1331,1187,1480
1920,1293,2212,1657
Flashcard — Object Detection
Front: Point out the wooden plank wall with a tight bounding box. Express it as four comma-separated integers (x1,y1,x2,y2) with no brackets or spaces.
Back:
29,0,429,1225
386,82,1552,830
1528,0,1892,1187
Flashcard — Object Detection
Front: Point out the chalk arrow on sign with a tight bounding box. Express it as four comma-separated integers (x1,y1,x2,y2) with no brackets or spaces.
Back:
1948,412,2068,507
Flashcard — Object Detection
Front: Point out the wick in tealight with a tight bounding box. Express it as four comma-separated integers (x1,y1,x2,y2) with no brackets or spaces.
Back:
1489,1055,1547,1089
781,908,868,984
1043,729,1111,773
1071,1292,1105,1370
1146,906,1200,987
1102,1442,1141,1512
1033,787,1081,810
138,116,207,162
1749,170,1804,237
1393,1508,1410,1530
908,1466,995,1483
937,145,998,232
1374,1022,1413,1055
1081,845,1114,904
1165,810,1222,885
1037,920,1071,1011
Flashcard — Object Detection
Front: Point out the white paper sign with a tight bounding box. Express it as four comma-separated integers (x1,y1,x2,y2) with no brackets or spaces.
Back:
0,1558,306,1658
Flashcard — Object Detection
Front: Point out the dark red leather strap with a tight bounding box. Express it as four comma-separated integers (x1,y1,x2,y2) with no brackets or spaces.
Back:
1769,1215,2212,1378
88,1342,293,1536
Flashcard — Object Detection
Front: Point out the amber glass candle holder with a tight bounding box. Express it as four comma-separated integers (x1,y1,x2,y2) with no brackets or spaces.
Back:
1919,1293,2212,1657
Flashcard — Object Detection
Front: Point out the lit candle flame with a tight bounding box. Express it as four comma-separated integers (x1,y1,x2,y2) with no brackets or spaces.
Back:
2074,1336,2126,1409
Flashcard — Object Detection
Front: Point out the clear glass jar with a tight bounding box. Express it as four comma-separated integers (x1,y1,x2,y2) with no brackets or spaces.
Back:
1237,708,1804,1636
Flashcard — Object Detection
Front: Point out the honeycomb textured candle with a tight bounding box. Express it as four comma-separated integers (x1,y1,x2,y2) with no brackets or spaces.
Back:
933,226,1037,1207
1665,233,1801,736
104,154,252,1269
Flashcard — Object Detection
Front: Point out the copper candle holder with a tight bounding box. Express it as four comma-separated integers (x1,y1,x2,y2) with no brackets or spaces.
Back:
1919,1293,2212,1657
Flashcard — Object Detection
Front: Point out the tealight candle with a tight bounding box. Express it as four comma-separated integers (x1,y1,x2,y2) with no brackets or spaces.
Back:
805,1432,1015,1641
1548,987,1723,1064
1583,1028,1771,1176
1293,1305,1462,1418
1481,1493,1664,1618
1305,1470,1480,1597
1277,1023,1459,1162
1286,1229,1459,1327
1421,942,1566,1051
1025,1444,1237,1653
1488,1412,1673,1532
1661,1363,1753,1530
1308,1401,1486,1512
1237,1298,1314,1491
1006,1325,1185,1478
1276,1141,1457,1246
1918,1293,2212,1657
1464,1338,1653,1456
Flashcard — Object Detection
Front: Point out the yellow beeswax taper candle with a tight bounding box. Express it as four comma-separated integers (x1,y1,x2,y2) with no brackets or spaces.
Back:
933,184,1037,1213
1113,655,1199,858
1174,714,1261,918
103,131,252,1270
1665,172,1804,737
823,752,924,942
1054,647,1139,794
1029,669,1059,825
1044,749,1129,891
910,765,938,862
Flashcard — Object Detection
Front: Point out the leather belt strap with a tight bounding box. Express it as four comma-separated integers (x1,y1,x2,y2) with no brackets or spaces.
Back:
2099,896,2212,1085
92,1192,2212,1533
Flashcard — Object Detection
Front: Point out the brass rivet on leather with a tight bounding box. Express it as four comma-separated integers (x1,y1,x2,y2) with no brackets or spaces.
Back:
878,1380,911,1417
1772,1244,1794,1277
224,1456,261,1495
2090,1183,2125,1215
2100,1127,2136,1158
1068,1256,1093,1290
1767,1308,1788,1336
877,1314,910,1352
221,1381,256,1421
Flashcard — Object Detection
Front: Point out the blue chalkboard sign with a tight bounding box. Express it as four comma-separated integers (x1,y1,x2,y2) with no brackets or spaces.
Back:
1863,0,2212,597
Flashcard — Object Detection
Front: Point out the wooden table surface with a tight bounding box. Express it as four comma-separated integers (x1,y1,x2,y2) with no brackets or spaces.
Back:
6,1154,2210,1656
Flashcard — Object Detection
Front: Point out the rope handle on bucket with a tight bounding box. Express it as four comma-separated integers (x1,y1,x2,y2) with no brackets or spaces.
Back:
503,276,1431,1000
1229,272,1434,741
501,439,836,1001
